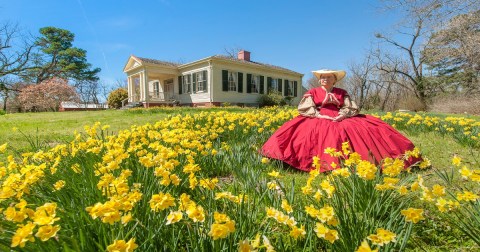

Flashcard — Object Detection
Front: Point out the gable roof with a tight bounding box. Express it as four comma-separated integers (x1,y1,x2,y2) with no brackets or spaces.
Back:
134,56,181,67
123,55,180,72
124,54,303,76
209,55,302,76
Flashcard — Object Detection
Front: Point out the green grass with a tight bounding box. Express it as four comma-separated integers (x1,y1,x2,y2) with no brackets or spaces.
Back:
0,110,161,151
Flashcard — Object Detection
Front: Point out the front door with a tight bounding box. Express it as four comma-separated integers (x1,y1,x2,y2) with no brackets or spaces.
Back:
164,79,174,100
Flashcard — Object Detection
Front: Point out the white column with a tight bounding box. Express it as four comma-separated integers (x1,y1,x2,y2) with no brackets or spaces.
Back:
144,71,149,103
137,74,141,101
127,76,132,102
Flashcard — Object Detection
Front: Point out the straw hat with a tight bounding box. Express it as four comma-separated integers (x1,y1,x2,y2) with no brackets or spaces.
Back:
312,69,346,82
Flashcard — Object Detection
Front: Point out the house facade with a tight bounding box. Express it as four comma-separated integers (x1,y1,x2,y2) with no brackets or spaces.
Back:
123,51,304,107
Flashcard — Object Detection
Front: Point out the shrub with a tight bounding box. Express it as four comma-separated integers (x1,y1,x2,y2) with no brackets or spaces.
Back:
258,90,287,107
107,88,128,109
0,110,5,115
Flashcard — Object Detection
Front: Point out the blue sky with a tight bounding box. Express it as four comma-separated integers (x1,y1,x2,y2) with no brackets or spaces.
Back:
0,0,399,87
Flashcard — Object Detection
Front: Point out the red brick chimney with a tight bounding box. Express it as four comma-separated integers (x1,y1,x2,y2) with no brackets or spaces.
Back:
237,50,251,61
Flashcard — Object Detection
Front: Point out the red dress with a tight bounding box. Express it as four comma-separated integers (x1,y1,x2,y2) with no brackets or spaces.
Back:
261,87,419,172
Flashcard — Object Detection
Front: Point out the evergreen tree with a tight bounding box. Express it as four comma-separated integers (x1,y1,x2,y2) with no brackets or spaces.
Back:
23,27,100,84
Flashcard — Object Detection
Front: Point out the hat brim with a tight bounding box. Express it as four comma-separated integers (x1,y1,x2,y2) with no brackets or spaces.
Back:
312,70,346,81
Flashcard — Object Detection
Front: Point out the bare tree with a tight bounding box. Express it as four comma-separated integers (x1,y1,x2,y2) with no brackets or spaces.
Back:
423,10,480,91
346,53,377,110
306,75,319,89
0,76,17,111
73,80,100,104
0,23,36,111
0,22,35,78
375,0,480,109
223,47,243,58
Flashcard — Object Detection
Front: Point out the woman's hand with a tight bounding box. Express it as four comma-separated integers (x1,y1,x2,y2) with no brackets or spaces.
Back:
316,114,335,120
332,115,346,122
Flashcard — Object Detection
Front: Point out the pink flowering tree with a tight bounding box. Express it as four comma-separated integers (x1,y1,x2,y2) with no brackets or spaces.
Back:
18,78,79,112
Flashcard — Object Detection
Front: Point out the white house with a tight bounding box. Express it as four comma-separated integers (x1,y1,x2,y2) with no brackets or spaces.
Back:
123,50,304,107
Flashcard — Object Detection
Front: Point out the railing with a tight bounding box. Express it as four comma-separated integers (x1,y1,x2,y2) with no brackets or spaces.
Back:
148,92,176,102
121,94,140,107
121,93,177,108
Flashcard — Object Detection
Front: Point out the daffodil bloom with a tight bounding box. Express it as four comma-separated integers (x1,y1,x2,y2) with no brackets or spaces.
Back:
106,238,138,252
35,225,60,241
281,199,293,213
367,228,396,246
452,156,462,166
164,211,182,225
355,240,378,252
459,166,473,179
431,184,446,197
457,191,479,201
401,208,425,223
53,180,65,191
324,229,339,243
149,192,176,212
209,212,235,240
290,225,306,239
0,143,7,153
251,234,261,248
238,239,255,252
267,170,282,178
186,205,205,222
267,181,280,190
11,222,36,248
262,235,275,252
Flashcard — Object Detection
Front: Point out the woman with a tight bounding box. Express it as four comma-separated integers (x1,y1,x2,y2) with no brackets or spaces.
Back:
261,69,420,172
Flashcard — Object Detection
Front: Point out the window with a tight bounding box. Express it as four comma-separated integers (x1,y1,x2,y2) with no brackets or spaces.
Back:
251,75,259,93
196,71,207,92
284,80,297,96
183,75,191,93
228,72,237,91
271,78,278,92
287,81,293,96
152,81,160,98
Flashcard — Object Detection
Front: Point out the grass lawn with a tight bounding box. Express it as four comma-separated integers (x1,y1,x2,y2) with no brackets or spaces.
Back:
0,110,165,151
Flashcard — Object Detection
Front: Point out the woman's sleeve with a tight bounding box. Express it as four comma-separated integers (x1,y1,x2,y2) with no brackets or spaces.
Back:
298,94,319,118
339,95,359,118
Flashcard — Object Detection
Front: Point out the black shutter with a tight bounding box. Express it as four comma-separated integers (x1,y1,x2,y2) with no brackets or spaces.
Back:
267,77,272,93
284,80,289,96
192,73,197,94
278,79,283,92
178,76,182,94
259,76,264,94
222,70,228,91
238,72,243,93
246,74,252,93
203,70,208,91
294,81,298,97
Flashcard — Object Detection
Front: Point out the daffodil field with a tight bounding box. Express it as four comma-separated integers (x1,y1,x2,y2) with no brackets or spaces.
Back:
0,107,479,251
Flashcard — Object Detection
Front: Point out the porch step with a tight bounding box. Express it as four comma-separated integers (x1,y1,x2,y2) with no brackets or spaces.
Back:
121,102,143,109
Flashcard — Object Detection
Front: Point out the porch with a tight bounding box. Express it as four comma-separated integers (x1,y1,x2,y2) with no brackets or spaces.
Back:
124,55,181,108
